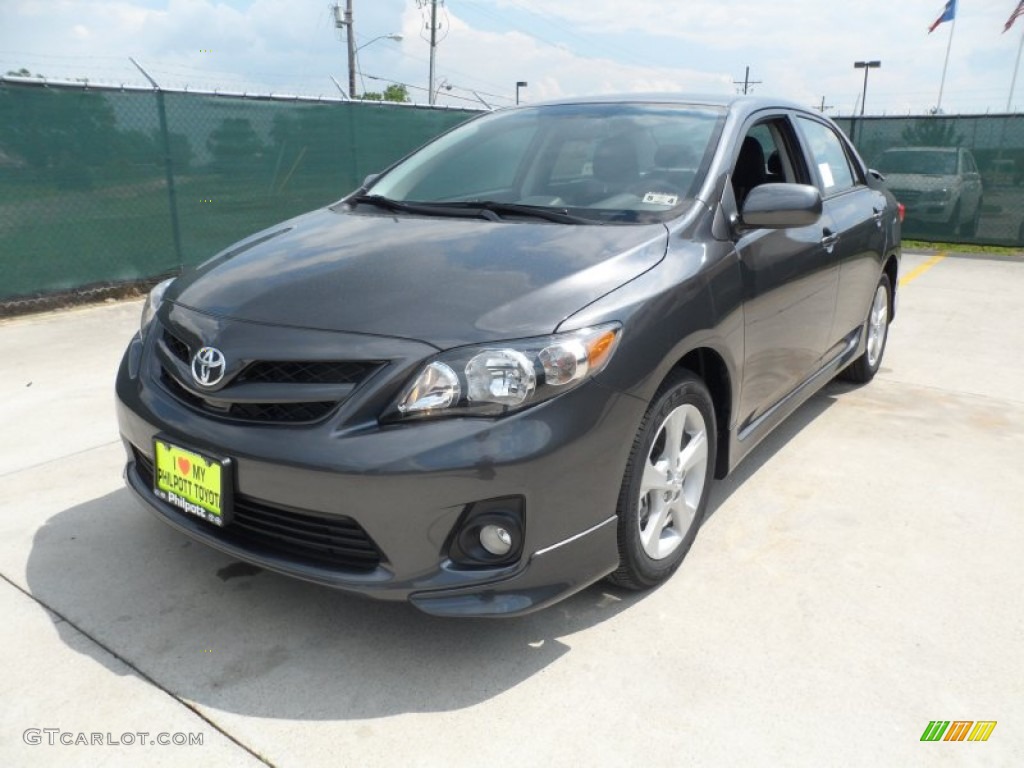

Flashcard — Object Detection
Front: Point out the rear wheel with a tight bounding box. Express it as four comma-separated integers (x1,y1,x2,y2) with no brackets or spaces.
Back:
841,274,891,384
608,372,716,590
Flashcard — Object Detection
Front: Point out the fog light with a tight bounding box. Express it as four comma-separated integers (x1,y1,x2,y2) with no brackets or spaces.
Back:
480,524,513,556
448,497,525,568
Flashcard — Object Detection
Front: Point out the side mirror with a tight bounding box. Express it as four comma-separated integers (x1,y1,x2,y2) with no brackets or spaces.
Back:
741,183,822,229
362,173,379,189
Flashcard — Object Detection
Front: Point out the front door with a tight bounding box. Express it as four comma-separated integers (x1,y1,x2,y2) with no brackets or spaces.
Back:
732,117,840,434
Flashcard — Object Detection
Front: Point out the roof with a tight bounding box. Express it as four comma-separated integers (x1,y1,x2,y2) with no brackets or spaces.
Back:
521,92,818,119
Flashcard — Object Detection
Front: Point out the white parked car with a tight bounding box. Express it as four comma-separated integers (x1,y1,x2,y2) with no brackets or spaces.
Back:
877,147,983,237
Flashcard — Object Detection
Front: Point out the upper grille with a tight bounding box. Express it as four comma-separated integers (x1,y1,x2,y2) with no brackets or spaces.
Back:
163,330,190,364
157,327,384,425
159,370,337,423
133,448,382,572
239,360,379,385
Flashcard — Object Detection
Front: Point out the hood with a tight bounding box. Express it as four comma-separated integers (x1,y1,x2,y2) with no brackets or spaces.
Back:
883,173,960,193
168,206,671,349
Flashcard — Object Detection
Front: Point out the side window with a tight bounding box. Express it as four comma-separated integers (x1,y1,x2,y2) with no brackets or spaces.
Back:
731,118,805,207
963,152,977,174
796,117,856,195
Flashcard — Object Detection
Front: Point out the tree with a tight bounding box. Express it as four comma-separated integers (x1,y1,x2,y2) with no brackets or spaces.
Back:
359,84,410,103
206,117,264,175
900,118,964,147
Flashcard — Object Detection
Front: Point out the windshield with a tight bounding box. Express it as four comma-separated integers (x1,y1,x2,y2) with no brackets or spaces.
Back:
878,150,958,176
365,103,725,223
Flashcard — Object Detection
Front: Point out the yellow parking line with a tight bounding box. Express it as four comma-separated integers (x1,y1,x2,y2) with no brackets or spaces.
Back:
899,251,947,287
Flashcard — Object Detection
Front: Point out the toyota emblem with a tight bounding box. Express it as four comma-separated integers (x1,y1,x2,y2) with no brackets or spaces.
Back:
191,346,226,387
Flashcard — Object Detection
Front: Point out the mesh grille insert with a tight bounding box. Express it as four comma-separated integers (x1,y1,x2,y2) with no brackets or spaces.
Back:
132,448,382,572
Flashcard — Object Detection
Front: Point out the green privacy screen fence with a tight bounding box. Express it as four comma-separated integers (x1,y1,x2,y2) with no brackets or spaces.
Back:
836,114,1024,245
0,78,477,303
3,79,1024,305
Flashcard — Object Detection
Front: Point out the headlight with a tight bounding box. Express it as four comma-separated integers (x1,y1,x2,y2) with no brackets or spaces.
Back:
389,323,621,420
921,188,952,202
140,278,174,336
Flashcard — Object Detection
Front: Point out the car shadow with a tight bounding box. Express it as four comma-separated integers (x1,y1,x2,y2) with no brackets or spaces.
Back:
25,485,648,720
703,381,843,522
25,380,849,721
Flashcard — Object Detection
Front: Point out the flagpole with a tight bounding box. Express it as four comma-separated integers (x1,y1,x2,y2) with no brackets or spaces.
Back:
937,14,957,111
1009,27,1024,111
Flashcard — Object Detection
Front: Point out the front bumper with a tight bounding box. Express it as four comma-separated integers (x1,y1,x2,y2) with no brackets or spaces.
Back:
116,323,643,617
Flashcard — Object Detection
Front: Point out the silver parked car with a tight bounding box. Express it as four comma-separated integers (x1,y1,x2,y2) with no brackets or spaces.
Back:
877,146,983,237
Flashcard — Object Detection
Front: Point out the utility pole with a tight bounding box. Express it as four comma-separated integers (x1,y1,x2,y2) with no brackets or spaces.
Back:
428,0,439,105
345,0,356,99
733,65,761,95
817,96,832,113
332,2,358,98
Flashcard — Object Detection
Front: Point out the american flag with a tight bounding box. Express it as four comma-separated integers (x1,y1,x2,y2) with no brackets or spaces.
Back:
1005,1,1024,33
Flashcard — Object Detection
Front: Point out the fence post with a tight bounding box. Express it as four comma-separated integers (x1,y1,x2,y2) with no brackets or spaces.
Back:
130,58,184,270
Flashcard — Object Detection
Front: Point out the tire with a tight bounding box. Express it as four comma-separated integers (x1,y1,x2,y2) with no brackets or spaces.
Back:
963,198,982,238
841,273,891,384
945,201,962,238
607,371,717,590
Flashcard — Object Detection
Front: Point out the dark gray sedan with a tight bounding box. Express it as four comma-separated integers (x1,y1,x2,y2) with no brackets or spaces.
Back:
116,94,901,617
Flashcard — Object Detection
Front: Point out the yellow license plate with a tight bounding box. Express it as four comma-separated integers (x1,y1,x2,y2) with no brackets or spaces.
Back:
153,439,229,527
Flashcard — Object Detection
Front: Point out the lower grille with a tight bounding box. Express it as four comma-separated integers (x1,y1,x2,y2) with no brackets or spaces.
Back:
133,448,382,572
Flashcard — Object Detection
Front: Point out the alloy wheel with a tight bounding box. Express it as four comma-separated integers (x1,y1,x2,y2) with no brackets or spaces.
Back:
637,403,709,560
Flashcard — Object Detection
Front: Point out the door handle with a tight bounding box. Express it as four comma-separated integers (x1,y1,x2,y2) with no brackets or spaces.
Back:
872,206,884,228
821,229,840,252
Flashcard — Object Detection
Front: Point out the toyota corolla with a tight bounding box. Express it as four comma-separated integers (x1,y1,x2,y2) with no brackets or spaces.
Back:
116,95,901,617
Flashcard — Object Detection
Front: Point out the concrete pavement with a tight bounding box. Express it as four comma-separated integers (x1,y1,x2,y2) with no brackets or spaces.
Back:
1,252,1021,767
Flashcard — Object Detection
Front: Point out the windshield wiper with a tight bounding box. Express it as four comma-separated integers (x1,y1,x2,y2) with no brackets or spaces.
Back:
348,194,501,220
349,194,594,224
452,200,594,225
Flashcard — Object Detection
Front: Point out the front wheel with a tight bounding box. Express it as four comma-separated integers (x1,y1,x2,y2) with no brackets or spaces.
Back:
607,372,717,590
841,273,891,384
963,198,982,237
945,201,962,238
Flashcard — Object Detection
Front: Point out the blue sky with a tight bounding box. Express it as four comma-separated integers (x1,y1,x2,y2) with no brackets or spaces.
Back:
3,0,1024,114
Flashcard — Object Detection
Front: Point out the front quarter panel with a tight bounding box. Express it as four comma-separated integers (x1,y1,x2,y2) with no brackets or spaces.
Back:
558,215,743,424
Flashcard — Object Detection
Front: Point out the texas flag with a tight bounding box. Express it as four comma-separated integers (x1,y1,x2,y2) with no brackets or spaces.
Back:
929,0,957,33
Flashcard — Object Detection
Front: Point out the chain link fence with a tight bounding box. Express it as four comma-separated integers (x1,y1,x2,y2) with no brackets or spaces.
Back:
0,78,477,307
836,114,1024,246
3,80,1022,311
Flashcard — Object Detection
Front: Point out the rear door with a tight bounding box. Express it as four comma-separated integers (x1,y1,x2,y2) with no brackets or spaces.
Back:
793,114,888,358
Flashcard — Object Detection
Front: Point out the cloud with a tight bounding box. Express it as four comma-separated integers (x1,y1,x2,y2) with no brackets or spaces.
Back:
2,0,1023,112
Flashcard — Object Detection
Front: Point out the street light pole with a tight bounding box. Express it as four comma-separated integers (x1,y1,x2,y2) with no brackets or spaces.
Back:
516,81,527,105
854,60,881,116
352,34,403,99
853,60,880,147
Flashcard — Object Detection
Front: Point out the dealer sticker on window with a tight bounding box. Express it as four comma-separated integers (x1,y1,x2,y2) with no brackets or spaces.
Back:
153,439,230,527
642,192,679,206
